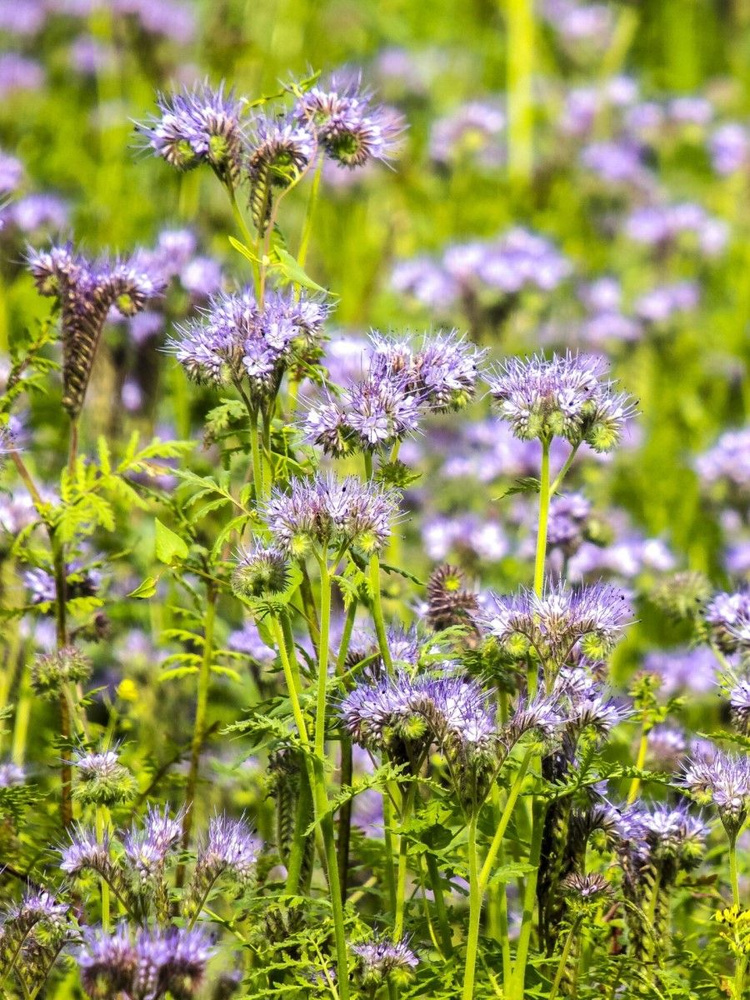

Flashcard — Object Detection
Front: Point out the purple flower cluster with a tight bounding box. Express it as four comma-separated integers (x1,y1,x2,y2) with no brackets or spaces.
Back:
138,82,245,184
392,227,571,314
79,925,211,1000
682,749,750,838
696,426,750,507
483,581,630,668
625,202,728,257
168,287,330,397
264,472,399,558
351,937,419,987
305,331,483,455
487,352,635,451
429,100,505,169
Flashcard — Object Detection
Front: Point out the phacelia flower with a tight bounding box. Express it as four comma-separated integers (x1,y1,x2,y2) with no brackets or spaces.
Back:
248,113,315,231
682,749,750,839
31,646,92,699
483,581,630,670
730,678,750,735
73,747,137,808
293,75,405,168
264,472,399,558
705,590,750,654
79,925,212,1000
122,805,183,886
137,81,246,185
696,426,750,507
60,826,116,881
351,937,418,988
183,815,259,922
27,244,163,418
231,543,289,598
487,352,635,450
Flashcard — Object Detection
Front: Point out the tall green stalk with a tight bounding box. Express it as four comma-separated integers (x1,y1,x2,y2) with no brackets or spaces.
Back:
177,584,217,883
313,557,350,1000
505,0,536,187
462,814,482,1000
394,785,415,940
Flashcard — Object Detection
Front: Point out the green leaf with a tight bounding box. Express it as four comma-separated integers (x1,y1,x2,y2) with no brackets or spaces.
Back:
273,247,328,293
228,236,259,265
154,518,189,564
128,576,160,599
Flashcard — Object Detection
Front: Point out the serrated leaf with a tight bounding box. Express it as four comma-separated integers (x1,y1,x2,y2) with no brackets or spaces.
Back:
155,518,189,564
496,477,541,500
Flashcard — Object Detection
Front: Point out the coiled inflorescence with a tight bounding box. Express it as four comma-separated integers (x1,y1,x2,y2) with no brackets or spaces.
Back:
27,245,162,418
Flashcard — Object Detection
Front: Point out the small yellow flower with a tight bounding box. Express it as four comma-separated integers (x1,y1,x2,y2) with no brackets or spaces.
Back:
117,678,138,703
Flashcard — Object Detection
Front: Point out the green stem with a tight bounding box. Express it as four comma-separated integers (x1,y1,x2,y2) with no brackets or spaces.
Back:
394,785,415,940
479,749,533,893
425,852,453,957
730,835,741,908
177,584,216,883
313,557,350,999
382,791,398,916
549,443,580,498
336,600,358,900
96,807,110,930
462,813,482,1000
510,798,545,1000
505,0,535,186
369,554,393,674
548,917,583,1000
627,728,650,804
227,184,260,294
533,439,550,597
249,410,265,501
51,533,72,830
297,157,324,273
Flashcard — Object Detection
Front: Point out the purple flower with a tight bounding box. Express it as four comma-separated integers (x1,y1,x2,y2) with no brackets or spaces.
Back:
625,202,728,258
123,805,183,884
484,581,630,667
710,123,750,176
634,281,699,325
137,81,246,184
0,53,43,96
293,74,405,168
696,426,750,506
730,678,750,734
682,749,750,838
642,646,717,697
0,150,22,195
487,351,635,451
264,472,399,558
5,193,69,233
705,590,750,653
60,826,114,878
351,937,418,987
248,113,315,185
580,140,651,187
429,100,505,169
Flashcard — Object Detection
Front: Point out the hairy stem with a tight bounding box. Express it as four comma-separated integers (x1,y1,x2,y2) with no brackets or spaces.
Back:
510,797,545,1000
627,727,650,804
369,554,393,674
394,784,415,940
425,851,453,957
548,916,583,1000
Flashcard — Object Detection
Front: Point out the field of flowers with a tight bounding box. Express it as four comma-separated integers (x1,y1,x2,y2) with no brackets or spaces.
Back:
4,0,750,998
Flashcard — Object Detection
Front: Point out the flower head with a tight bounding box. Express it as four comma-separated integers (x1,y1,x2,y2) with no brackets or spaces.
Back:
483,581,630,671
293,75,404,168
32,645,91,699
231,543,289,598
73,747,136,808
487,351,635,450
705,590,750,654
183,815,259,922
682,749,750,839
137,81,245,184
122,805,184,885
265,472,399,558
351,937,418,988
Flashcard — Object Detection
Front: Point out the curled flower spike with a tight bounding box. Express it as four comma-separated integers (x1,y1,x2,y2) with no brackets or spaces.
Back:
31,646,91,700
248,113,315,232
426,563,480,632
483,581,630,672
350,937,418,989
681,749,750,840
60,826,117,882
486,351,635,451
136,81,246,185
264,472,399,559
27,244,163,418
122,805,184,886
369,330,486,412
560,871,612,903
